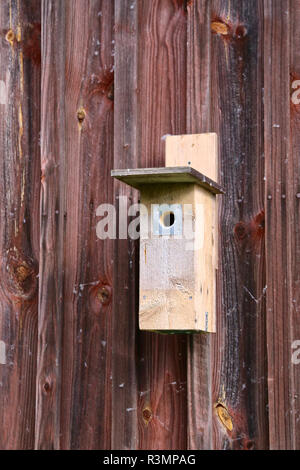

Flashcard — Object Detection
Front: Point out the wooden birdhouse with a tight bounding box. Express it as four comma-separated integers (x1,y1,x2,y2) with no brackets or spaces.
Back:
112,133,223,333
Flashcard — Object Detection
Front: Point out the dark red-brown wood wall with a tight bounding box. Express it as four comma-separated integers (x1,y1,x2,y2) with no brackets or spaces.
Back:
0,0,299,450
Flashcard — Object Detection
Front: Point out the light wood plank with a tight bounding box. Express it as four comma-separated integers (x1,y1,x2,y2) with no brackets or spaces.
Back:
166,133,218,181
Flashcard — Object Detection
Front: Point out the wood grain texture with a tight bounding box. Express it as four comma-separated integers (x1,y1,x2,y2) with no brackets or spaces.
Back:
186,0,214,450
136,0,188,450
60,0,114,450
0,0,40,449
35,0,65,449
112,0,138,450
137,0,187,168
264,0,300,449
37,0,114,449
210,0,269,449
289,0,300,449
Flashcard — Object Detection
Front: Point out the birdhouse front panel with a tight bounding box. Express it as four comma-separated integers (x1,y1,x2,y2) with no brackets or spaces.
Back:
139,183,217,332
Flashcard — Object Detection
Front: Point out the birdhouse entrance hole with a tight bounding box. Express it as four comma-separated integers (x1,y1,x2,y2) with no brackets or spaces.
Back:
160,211,175,228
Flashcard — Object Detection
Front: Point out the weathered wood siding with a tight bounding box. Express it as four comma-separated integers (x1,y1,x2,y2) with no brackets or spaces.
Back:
210,0,268,450
0,0,299,450
264,0,300,450
0,0,41,449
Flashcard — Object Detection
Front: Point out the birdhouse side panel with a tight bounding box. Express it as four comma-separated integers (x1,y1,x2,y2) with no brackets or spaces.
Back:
193,186,217,332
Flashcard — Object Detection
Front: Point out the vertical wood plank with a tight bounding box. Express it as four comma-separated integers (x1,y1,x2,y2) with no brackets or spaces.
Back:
187,0,211,134
112,0,138,450
264,0,300,449
35,0,65,449
186,0,213,449
289,0,300,450
210,0,269,449
60,0,114,450
0,0,41,449
37,0,114,449
136,0,188,450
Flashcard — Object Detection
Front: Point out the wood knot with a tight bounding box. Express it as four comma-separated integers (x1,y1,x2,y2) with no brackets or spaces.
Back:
97,286,111,305
235,25,247,39
244,439,255,450
211,21,229,36
77,107,86,128
15,265,30,282
2,250,38,301
43,381,51,394
87,70,114,102
5,29,15,46
142,406,153,425
234,221,247,240
41,376,54,396
211,21,247,41
215,403,233,432
89,281,112,312
234,210,265,246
